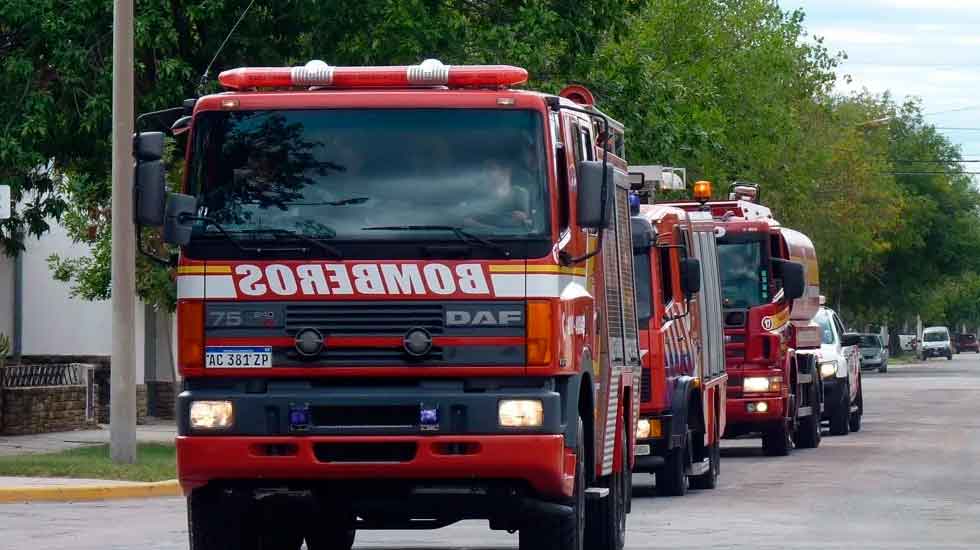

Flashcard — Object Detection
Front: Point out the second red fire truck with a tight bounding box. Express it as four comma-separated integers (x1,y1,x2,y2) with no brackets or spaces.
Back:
629,187,728,495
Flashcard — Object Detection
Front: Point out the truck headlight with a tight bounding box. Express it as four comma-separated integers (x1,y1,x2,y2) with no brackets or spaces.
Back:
743,377,770,393
499,400,543,427
190,400,234,430
637,419,651,439
820,362,838,378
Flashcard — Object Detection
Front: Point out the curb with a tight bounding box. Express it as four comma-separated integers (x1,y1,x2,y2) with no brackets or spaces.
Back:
0,480,181,503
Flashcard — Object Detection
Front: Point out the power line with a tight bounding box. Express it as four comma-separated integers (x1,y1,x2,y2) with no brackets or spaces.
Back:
935,128,980,131
885,172,980,175
892,159,980,163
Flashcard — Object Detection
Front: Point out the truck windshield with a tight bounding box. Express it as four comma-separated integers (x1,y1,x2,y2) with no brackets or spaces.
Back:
717,240,768,308
187,108,549,256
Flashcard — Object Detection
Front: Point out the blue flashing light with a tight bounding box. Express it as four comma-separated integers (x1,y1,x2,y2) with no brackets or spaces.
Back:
289,405,311,429
629,192,641,215
420,406,439,426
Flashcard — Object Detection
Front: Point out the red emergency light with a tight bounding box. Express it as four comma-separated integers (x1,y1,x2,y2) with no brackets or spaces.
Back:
218,59,528,90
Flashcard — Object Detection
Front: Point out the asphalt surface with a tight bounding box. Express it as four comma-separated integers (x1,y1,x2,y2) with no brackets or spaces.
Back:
3,355,979,549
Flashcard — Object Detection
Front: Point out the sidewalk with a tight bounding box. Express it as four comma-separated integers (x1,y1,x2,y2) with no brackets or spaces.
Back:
0,422,176,457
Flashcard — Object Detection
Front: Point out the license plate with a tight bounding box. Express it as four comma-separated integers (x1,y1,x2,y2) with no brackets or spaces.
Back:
635,444,651,456
205,347,272,368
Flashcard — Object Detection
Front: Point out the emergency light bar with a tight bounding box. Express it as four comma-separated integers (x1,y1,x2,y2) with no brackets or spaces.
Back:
218,59,529,90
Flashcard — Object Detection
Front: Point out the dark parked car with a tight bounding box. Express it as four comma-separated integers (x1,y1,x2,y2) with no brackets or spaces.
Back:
955,333,979,353
857,334,889,373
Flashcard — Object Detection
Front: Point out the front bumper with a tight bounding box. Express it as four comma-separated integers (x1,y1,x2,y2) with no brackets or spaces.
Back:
860,357,882,368
176,378,571,499
726,396,786,426
921,347,950,358
177,433,572,498
633,414,674,472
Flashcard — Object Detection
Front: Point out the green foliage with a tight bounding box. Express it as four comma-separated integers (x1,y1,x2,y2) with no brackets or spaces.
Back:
6,0,980,328
4,0,643,310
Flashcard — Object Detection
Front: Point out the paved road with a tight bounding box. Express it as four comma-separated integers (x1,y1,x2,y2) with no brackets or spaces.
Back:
3,356,979,549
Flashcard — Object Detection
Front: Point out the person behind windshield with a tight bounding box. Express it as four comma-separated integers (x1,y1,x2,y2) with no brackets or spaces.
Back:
463,159,531,231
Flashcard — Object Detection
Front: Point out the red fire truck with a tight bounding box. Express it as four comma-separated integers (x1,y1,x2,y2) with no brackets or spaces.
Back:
629,198,728,495
667,183,822,456
132,60,640,550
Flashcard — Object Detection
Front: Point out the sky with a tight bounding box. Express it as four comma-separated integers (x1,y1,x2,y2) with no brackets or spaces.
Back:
778,0,980,164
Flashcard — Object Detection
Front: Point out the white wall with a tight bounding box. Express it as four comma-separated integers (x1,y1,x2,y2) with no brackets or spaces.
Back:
20,223,114,356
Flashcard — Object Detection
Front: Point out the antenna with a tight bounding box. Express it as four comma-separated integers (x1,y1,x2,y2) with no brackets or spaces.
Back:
197,0,258,95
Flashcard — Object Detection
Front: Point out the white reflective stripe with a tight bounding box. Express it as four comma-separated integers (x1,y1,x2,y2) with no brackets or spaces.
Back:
177,276,205,299
177,275,236,299
205,275,238,299
490,274,525,297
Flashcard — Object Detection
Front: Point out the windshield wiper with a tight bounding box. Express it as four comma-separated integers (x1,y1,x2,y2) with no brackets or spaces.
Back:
362,225,511,257
183,216,342,258
234,228,344,260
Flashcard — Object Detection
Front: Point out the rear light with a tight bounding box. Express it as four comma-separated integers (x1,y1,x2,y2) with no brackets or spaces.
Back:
178,300,204,372
218,59,528,90
527,300,554,366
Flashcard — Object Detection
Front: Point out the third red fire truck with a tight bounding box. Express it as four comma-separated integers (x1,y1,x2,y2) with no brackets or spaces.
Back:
669,183,822,456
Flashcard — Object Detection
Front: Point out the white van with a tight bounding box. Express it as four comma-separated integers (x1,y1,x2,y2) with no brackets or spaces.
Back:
919,326,953,361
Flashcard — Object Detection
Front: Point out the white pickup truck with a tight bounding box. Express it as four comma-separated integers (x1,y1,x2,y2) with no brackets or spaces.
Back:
814,306,863,435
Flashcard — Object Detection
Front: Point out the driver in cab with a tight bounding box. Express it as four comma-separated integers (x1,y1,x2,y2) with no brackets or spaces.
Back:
463,159,532,231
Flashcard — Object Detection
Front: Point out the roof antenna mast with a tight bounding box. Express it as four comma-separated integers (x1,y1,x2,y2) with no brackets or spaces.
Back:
197,0,258,95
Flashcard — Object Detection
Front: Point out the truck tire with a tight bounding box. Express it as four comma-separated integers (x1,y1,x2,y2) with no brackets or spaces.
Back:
689,440,719,490
762,421,791,457
795,381,821,449
849,383,863,433
585,421,628,550
519,418,585,550
829,381,851,436
189,486,255,550
656,431,688,497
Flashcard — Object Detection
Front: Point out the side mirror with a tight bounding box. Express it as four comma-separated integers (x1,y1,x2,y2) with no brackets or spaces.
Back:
842,333,861,347
133,132,167,227
576,160,613,230
163,193,197,246
134,160,167,226
134,132,165,161
773,258,805,301
680,257,701,297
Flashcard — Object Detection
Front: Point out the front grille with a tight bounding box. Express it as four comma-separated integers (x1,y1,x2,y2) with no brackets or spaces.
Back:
277,346,445,366
641,368,652,402
286,303,444,335
312,405,419,428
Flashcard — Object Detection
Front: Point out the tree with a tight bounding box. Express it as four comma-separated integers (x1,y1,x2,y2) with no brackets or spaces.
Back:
4,0,644,309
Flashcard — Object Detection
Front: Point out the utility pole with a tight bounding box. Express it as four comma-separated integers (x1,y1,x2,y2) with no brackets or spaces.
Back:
110,0,137,464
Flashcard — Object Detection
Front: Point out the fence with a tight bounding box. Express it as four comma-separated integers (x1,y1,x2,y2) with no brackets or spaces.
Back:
0,363,98,435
